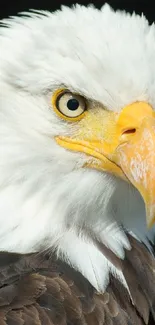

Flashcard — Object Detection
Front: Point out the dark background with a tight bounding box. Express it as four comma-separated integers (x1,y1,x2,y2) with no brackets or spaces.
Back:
0,1,155,23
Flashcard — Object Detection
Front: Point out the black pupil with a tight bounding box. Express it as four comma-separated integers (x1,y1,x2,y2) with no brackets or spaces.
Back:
67,98,79,111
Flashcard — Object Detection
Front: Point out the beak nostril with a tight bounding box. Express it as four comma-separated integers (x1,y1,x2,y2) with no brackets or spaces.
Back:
122,128,136,135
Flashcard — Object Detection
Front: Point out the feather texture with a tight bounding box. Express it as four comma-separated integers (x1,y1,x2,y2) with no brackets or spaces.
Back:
0,235,154,325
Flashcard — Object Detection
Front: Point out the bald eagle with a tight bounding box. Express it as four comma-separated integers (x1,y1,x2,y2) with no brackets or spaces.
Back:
0,3,155,325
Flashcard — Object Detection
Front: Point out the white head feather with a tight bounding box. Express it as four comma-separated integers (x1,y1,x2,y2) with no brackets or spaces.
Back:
0,4,155,291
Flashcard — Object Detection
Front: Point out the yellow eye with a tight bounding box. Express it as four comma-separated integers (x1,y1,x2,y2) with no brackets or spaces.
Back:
52,90,87,121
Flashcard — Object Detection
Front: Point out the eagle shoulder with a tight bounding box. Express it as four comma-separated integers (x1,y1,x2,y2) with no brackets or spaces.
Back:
0,236,154,325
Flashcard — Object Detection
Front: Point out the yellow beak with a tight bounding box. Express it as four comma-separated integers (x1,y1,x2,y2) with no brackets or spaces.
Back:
56,102,155,228
111,102,155,228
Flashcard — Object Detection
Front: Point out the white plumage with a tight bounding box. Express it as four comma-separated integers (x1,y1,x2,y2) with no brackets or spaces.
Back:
0,4,155,292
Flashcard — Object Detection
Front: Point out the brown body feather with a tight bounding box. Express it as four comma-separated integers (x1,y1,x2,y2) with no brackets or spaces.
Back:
0,235,154,325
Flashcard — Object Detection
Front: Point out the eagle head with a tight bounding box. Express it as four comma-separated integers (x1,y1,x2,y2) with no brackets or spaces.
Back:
0,4,155,291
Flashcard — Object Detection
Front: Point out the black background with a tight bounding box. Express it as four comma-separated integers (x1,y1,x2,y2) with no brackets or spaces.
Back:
0,1,155,23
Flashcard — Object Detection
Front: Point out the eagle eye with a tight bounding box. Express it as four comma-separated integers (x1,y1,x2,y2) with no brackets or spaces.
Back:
52,90,87,121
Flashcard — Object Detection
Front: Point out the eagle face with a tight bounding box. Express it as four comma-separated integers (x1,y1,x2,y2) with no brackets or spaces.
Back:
0,4,155,291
